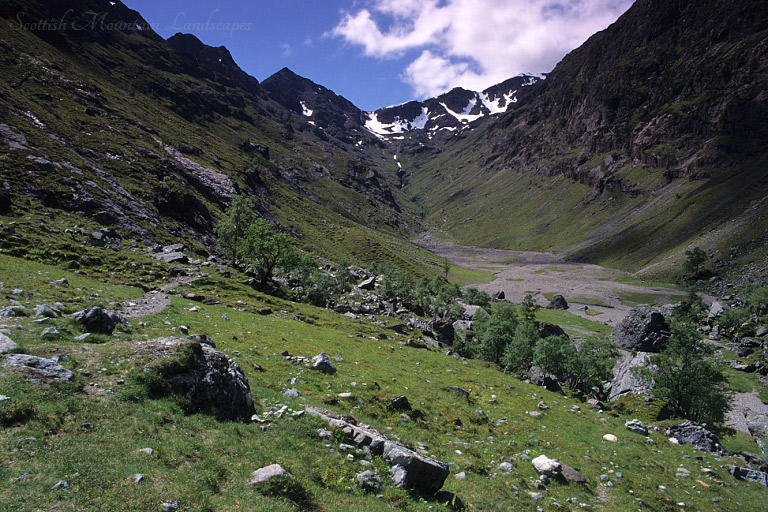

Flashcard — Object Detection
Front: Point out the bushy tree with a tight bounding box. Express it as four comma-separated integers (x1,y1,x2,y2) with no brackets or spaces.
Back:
464,288,491,309
636,321,731,426
683,247,707,278
521,293,540,323
215,195,257,267
478,303,519,364
500,320,539,376
301,271,336,307
239,219,298,287
335,258,354,293
533,335,575,379
565,337,619,394
743,282,768,321
378,263,414,302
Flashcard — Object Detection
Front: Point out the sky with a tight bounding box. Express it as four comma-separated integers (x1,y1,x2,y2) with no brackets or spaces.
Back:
123,0,634,111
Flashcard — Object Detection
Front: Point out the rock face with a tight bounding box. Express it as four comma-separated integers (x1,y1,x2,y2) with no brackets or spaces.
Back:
2,354,74,381
729,466,768,487
71,307,127,334
527,366,563,394
547,295,569,310
607,350,652,401
161,340,255,421
383,443,450,495
611,306,670,352
0,333,18,354
358,276,376,290
154,252,189,264
311,353,337,374
306,406,449,495
666,422,727,455
531,455,562,477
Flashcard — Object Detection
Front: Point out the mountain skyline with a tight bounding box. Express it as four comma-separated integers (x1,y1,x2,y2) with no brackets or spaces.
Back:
122,0,634,110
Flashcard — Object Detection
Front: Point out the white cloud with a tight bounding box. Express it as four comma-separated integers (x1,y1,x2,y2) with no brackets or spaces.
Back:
281,43,293,57
331,0,634,97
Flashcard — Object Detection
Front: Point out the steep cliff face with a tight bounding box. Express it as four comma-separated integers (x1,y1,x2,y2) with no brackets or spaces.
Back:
401,0,768,276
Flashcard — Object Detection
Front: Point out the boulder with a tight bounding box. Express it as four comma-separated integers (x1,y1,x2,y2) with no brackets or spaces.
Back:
461,305,489,320
666,422,726,455
625,419,649,435
356,470,383,491
491,290,505,301
531,455,562,477
383,442,450,495
71,307,127,334
547,294,569,310
707,300,728,321
745,410,768,439
607,351,652,401
428,319,455,344
161,340,255,421
729,466,768,487
2,354,74,381
527,366,563,394
611,305,670,352
537,322,567,339
0,306,29,317
560,463,586,483
34,304,61,318
358,276,376,290
390,395,411,411
0,333,18,354
249,464,291,484
311,353,337,374
452,320,473,342
41,326,71,339
154,252,188,264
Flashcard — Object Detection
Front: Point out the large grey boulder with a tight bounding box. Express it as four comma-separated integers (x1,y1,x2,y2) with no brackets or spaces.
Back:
531,455,562,477
547,294,569,310
729,466,768,487
745,410,768,439
356,470,383,491
34,304,61,318
383,442,450,495
71,307,127,334
249,464,291,484
666,422,727,455
358,276,376,290
0,333,18,354
0,306,29,317
707,300,728,321
611,305,670,352
2,354,74,381
154,252,188,264
527,366,563,394
607,350,652,401
311,353,337,374
161,340,255,421
537,322,567,339
461,304,489,321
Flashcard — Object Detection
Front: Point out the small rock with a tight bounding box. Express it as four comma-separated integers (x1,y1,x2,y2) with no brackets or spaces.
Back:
455,471,466,480
178,325,189,334
161,501,179,512
391,395,411,411
356,470,383,491
603,434,618,443
0,333,18,354
52,480,70,490
532,455,562,477
249,464,292,484
498,462,513,472
625,419,649,435
283,388,300,398
134,473,144,485
312,353,337,374
138,447,153,455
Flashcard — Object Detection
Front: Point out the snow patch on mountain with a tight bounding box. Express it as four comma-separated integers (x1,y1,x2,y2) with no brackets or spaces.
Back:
441,98,484,124
364,107,428,136
300,101,313,117
480,90,517,114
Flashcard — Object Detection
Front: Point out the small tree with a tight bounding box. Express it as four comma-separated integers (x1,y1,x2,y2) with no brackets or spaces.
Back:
442,260,451,279
500,320,539,376
565,337,618,394
533,335,576,379
636,321,731,426
521,294,540,323
478,303,519,364
215,195,257,267
683,247,707,278
239,219,298,287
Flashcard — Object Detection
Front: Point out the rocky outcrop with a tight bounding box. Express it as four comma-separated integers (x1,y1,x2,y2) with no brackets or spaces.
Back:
311,353,337,374
158,338,255,421
729,466,768,487
532,455,562,477
667,422,727,455
607,350,652,401
0,333,18,354
71,307,128,334
611,305,670,352
2,354,74,381
306,406,449,495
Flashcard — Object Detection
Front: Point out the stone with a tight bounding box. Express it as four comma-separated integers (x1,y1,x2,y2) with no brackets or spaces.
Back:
138,447,153,455
161,340,255,421
498,462,514,472
134,473,144,485
603,434,618,442
161,501,179,512
71,307,127,334
729,466,768,487
41,326,71,339
625,419,649,435
756,326,767,338
612,305,670,352
537,322,567,339
2,354,74,381
532,455,562,477
249,464,291,484
0,333,18,354
0,306,30,317
745,410,768,439
283,388,300,398
52,480,70,490
455,471,466,480
390,395,411,411
356,470,383,491
34,304,61,318
358,277,376,290
547,294,569,310
383,442,450,495
0,183,11,214
527,366,563,394
311,352,337,374
666,422,726,455
560,463,586,483
461,304,489,320
154,251,189,264
707,300,727,321
492,290,505,301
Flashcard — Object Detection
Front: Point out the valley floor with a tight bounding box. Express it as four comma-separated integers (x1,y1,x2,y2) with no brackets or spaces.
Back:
415,233,692,326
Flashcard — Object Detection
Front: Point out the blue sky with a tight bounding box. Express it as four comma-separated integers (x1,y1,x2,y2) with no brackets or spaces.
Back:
123,0,633,111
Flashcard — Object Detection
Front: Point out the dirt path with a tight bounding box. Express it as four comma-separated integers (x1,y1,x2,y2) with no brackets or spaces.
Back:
415,233,689,326
119,275,201,318
726,391,768,434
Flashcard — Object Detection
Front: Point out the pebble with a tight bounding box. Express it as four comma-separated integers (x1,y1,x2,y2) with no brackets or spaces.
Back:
52,480,70,490
137,447,153,455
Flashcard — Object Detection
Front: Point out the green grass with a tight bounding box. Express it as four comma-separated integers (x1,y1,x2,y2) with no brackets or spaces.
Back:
615,290,683,307
3,258,768,511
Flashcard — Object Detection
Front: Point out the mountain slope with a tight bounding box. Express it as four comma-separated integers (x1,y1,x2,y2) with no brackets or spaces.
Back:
401,0,768,278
